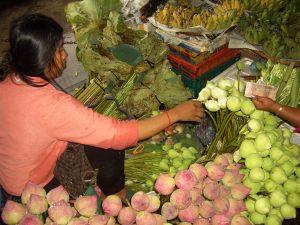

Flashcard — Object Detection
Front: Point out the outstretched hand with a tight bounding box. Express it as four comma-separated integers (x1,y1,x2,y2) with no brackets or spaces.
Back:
252,96,278,113
169,100,205,123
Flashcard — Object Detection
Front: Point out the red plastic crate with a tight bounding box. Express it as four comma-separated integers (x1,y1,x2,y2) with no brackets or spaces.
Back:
168,48,240,79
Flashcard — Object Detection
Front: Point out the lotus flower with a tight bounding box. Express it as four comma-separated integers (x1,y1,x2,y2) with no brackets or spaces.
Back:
231,215,251,225
211,214,230,225
203,182,219,200
170,189,192,210
145,194,160,213
154,174,176,195
223,153,234,163
18,214,43,225
102,195,122,216
193,218,210,225
21,181,46,204
74,195,97,217
205,162,225,181
131,191,150,212
48,200,73,224
153,213,166,225
45,217,58,225
226,198,247,217
117,207,136,225
213,196,229,214
198,200,215,218
178,203,199,223
202,177,214,187
135,211,156,225
89,214,115,225
231,184,251,200
27,194,48,214
218,185,231,198
222,169,244,187
1,200,26,225
190,187,204,204
214,154,229,167
226,163,242,171
46,185,69,205
189,164,208,181
67,218,89,225
161,202,178,220
175,170,197,190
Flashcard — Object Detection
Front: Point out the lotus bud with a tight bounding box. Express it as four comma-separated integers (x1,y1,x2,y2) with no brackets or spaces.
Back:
178,203,199,223
239,139,257,158
1,200,26,225
230,184,250,200
198,200,215,218
227,96,241,112
48,200,73,224
245,153,263,169
21,181,46,204
203,181,219,200
254,133,272,151
161,202,178,220
175,170,197,190
205,162,225,181
226,163,242,171
214,154,229,167
197,87,211,102
47,185,69,205
135,211,156,225
243,177,261,194
222,170,243,187
67,218,89,225
102,194,122,216
211,214,230,225
132,191,152,212
222,153,234,163
241,100,255,115
74,195,97,217
153,213,166,225
204,100,220,112
270,167,287,184
89,214,112,225
190,187,203,204
280,203,296,219
270,190,287,207
27,194,48,214
255,197,271,214
218,185,230,198
145,194,160,213
249,212,266,224
193,218,210,225
231,215,251,225
189,163,207,181
213,197,229,214
154,174,176,195
18,214,43,225
226,198,246,217
170,189,192,210
117,207,136,225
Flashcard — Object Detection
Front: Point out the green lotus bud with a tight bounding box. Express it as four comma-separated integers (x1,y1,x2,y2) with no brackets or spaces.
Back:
280,203,296,219
270,190,287,207
239,140,256,158
245,153,263,169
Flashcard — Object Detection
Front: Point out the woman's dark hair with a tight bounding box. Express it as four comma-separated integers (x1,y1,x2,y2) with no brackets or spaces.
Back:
0,13,63,86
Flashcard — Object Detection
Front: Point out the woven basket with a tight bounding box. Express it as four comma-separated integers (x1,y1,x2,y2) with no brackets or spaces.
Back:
54,143,94,198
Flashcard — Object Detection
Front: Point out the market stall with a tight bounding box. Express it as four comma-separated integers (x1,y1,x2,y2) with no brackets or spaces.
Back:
1,0,300,224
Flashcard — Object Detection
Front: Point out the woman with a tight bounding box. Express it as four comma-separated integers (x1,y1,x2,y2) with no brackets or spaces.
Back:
0,14,204,197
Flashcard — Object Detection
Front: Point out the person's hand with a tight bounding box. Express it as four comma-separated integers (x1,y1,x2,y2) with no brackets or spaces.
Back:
169,100,205,123
252,96,279,113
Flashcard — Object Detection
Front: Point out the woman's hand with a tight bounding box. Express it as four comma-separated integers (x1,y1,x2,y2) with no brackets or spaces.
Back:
169,100,205,123
252,96,279,113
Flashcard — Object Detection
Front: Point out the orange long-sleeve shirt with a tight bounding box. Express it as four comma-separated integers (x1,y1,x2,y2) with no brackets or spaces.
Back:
0,75,138,196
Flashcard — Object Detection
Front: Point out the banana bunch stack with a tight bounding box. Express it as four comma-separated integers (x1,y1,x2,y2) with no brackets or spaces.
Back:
154,3,196,29
241,0,288,12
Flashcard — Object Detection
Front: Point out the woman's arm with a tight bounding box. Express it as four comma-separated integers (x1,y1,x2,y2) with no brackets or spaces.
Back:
252,96,300,127
137,100,204,140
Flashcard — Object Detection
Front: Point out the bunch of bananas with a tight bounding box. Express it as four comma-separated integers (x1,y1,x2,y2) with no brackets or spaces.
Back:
241,0,288,12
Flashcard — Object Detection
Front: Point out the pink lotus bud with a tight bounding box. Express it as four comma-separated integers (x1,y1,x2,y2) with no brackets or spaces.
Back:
198,200,215,218
231,215,251,225
214,154,229,167
213,196,229,214
190,187,203,204
203,182,219,200
21,181,46,204
1,200,26,225
205,162,225,181
153,213,166,225
89,214,111,225
223,153,234,163
67,218,89,225
154,174,175,195
202,177,214,187
145,194,160,213
225,198,247,217
189,164,208,181
218,185,231,198
193,218,210,225
102,194,122,216
175,170,197,190
230,184,251,200
211,214,230,225
117,207,136,225
74,195,97,217
170,189,192,210
48,200,73,224
46,185,69,205
18,214,43,225
178,203,199,223
131,191,150,212
27,194,48,214
226,163,242,171
222,170,244,187
45,217,58,225
161,202,178,220
135,211,156,225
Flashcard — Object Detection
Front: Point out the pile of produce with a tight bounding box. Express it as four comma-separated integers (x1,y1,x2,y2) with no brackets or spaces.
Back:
241,0,288,12
238,0,300,59
154,0,244,32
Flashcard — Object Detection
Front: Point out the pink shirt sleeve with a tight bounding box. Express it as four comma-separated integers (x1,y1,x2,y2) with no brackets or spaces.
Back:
38,91,138,150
